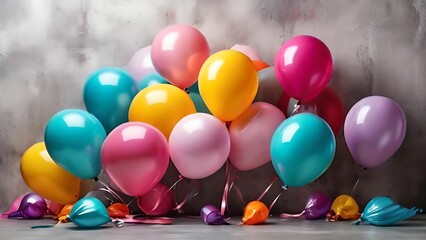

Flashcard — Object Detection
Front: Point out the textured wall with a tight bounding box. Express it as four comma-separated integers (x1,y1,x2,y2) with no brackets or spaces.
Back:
1,0,425,214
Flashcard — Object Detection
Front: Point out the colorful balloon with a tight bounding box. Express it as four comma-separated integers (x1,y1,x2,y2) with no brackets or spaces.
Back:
344,96,406,168
229,102,285,171
8,193,47,219
128,84,196,139
252,60,269,71
107,203,130,218
274,35,333,102
280,191,332,220
327,195,360,221
83,67,138,133
240,201,269,225
200,205,227,225
254,67,284,106
20,142,80,204
128,45,156,82
353,197,422,226
44,109,106,179
199,50,258,122
138,73,169,91
230,44,262,61
101,122,169,196
295,87,345,136
56,204,74,221
45,199,64,216
169,113,230,179
151,24,210,89
69,197,112,228
2,193,27,218
270,113,336,187
137,183,173,216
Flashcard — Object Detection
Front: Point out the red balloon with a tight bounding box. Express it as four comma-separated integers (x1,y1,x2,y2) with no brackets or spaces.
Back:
137,183,174,216
298,87,344,136
278,87,344,136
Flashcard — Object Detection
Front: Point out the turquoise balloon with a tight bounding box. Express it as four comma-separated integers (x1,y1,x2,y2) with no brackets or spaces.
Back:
69,197,111,228
189,92,211,114
353,196,422,226
83,67,138,133
44,109,106,179
187,81,200,93
138,73,169,90
270,113,335,187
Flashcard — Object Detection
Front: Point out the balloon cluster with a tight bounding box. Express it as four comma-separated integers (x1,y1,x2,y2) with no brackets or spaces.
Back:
14,24,412,228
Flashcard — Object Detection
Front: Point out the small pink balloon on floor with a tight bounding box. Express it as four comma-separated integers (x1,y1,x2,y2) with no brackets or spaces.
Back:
1,193,27,218
137,183,174,216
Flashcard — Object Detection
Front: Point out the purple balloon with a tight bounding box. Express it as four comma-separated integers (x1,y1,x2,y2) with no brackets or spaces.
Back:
304,191,332,220
200,205,227,225
344,96,406,168
8,193,47,219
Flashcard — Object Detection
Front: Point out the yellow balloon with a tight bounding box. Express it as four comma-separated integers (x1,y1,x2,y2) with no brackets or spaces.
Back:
329,194,360,220
20,142,80,205
198,50,258,122
128,84,196,139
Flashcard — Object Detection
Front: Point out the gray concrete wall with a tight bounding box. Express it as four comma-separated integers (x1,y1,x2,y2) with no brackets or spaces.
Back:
1,0,425,214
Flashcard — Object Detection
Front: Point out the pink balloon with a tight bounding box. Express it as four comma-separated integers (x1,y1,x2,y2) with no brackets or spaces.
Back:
231,44,262,61
137,183,173,216
274,35,333,102
2,193,27,218
169,113,230,179
101,122,169,197
151,24,210,89
128,45,157,82
229,102,286,171
45,199,64,216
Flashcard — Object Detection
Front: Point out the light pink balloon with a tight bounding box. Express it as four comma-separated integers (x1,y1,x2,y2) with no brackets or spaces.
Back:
128,45,157,82
229,102,286,171
231,44,262,61
169,113,230,179
101,122,169,197
1,193,27,218
137,183,173,216
45,199,64,216
151,24,210,89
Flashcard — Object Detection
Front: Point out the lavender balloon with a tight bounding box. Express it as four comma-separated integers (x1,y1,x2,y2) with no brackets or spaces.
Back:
304,191,332,219
200,205,227,225
8,193,47,219
344,96,406,168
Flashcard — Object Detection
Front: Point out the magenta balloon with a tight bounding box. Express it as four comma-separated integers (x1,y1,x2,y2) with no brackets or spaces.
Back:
274,35,333,102
169,113,230,179
8,193,47,219
128,46,157,82
344,96,406,168
229,102,285,171
137,183,173,216
151,24,210,89
101,122,169,196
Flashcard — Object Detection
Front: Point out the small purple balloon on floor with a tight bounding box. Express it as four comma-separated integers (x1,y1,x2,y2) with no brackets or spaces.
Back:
280,191,332,220
8,193,47,219
200,205,227,225
304,191,332,220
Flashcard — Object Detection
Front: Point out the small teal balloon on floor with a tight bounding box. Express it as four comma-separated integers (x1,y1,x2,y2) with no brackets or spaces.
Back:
69,197,121,228
83,67,138,133
352,196,422,226
270,113,336,187
138,73,169,91
44,109,106,179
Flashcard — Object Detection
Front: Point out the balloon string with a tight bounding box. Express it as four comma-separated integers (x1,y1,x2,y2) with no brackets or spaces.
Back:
117,215,173,225
291,101,301,116
257,176,279,201
280,210,306,219
350,167,367,196
172,176,200,212
94,178,127,205
229,179,246,206
220,161,232,215
269,190,283,211
145,183,171,214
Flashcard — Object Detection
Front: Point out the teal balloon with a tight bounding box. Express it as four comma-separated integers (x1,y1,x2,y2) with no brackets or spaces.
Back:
69,197,111,228
187,81,200,93
189,92,211,114
44,109,106,179
353,197,422,226
270,113,335,187
83,67,138,133
138,73,169,91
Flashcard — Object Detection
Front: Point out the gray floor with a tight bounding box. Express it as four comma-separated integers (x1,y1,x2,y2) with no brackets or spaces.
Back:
1,215,425,240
